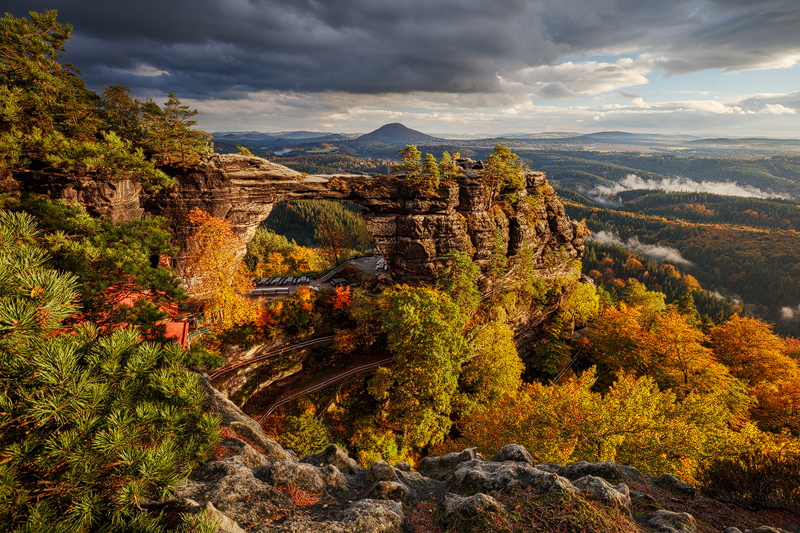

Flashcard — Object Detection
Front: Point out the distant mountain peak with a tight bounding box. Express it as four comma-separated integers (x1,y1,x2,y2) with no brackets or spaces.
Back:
355,123,439,144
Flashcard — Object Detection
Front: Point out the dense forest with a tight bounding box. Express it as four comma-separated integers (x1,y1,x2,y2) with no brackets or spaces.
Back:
563,196,800,335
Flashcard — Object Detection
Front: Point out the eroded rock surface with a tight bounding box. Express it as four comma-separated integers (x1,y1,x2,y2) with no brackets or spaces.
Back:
171,375,799,533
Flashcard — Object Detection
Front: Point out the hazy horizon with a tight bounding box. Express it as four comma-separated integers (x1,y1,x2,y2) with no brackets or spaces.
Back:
210,125,796,141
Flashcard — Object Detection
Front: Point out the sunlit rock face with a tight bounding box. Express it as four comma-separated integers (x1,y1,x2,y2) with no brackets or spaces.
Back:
37,154,584,285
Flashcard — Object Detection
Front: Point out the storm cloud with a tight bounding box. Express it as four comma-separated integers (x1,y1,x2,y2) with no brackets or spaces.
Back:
5,0,800,99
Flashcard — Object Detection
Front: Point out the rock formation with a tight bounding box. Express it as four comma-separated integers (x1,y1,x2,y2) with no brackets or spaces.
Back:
166,375,798,533
30,154,584,287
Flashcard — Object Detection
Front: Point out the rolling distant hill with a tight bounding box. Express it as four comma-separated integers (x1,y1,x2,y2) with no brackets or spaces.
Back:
567,131,698,144
354,123,441,144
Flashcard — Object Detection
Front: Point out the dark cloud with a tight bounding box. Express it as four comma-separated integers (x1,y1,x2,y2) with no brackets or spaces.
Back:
4,0,799,99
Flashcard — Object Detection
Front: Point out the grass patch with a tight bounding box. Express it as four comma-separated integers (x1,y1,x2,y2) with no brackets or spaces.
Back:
497,490,639,533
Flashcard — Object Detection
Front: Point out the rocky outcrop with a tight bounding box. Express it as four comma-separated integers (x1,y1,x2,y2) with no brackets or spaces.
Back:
169,377,797,533
34,154,584,287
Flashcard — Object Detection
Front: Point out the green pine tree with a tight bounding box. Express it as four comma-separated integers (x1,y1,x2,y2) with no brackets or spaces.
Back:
143,93,213,166
422,153,440,191
0,210,219,532
482,144,526,208
0,11,175,192
438,151,463,181
391,145,422,180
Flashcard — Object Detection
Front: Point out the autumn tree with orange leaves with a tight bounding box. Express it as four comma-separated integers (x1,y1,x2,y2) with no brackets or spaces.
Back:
333,285,352,310
185,208,259,331
710,315,800,434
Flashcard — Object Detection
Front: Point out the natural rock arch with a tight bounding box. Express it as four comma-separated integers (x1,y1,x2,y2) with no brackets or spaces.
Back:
34,154,584,285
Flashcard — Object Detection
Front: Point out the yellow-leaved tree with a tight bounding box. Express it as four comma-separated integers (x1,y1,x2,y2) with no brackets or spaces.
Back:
185,208,259,331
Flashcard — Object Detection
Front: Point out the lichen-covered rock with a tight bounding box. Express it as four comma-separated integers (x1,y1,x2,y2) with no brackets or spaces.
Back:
368,480,414,502
646,510,699,533
273,499,409,533
196,372,294,463
652,473,697,498
200,501,246,533
368,460,400,483
435,492,507,532
629,488,659,505
301,444,366,476
175,499,246,533
490,443,534,466
557,461,625,482
177,379,795,533
571,475,632,518
736,526,791,533
418,448,483,481
445,461,578,497
269,460,348,492
534,463,563,473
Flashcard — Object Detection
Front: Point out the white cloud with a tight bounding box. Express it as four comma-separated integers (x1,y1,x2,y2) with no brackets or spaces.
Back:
683,100,744,114
185,87,800,137
592,173,789,199
507,58,654,99
760,104,796,115
588,231,693,266
711,290,741,305
780,304,800,320
106,63,170,77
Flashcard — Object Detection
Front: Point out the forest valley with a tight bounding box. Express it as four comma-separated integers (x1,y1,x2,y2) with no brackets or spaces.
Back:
2,10,800,533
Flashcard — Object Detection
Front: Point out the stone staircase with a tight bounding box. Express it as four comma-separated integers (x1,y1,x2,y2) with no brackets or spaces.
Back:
318,260,353,283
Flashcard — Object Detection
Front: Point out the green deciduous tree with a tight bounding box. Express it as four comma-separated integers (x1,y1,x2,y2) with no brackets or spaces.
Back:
447,368,745,484
437,250,481,314
368,285,470,449
459,321,523,409
314,210,353,266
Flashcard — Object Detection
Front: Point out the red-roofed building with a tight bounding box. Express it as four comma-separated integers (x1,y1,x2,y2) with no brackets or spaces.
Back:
164,321,190,350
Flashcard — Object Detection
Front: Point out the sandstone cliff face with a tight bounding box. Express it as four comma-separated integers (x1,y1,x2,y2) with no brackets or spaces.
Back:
31,154,584,286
